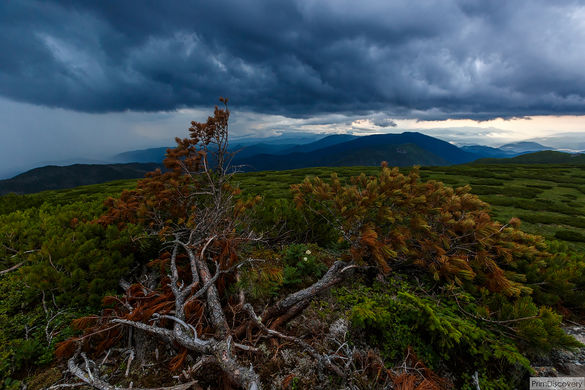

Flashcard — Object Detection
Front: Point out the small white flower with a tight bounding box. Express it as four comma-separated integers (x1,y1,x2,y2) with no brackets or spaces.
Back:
305,249,311,255
303,257,308,262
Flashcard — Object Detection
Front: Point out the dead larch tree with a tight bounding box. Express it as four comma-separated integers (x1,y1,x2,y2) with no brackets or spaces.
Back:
56,99,359,390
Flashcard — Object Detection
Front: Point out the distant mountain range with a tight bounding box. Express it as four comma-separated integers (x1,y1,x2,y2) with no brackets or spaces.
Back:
498,141,550,153
460,145,517,158
232,133,474,171
277,134,358,154
460,141,551,158
524,132,585,152
110,134,361,164
1,132,577,195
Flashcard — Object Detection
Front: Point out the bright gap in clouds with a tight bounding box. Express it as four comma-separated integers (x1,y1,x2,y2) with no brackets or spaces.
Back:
1,96,585,179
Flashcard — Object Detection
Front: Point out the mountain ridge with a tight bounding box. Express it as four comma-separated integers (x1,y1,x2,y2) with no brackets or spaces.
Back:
233,132,471,171
0,163,161,195
2,133,573,195
498,141,551,153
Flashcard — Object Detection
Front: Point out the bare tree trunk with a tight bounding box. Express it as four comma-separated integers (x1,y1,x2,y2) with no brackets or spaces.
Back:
211,338,261,390
195,256,230,336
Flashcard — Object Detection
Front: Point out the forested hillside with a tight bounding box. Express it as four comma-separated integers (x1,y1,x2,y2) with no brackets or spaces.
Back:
1,104,584,390
0,163,161,195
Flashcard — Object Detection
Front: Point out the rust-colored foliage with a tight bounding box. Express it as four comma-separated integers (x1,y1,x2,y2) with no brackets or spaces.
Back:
390,348,451,390
55,338,78,359
351,348,452,389
281,374,296,389
169,348,189,372
98,98,259,232
58,99,263,379
292,165,546,296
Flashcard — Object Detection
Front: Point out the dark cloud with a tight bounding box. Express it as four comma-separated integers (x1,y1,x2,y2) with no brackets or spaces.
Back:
373,118,397,128
1,0,585,119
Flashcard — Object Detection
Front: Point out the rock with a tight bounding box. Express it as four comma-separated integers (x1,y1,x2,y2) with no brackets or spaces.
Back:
562,363,585,376
553,325,585,376
563,325,585,376
565,325,585,345
531,325,585,377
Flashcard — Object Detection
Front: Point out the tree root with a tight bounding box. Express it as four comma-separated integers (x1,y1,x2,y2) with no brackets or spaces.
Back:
243,303,347,379
110,319,261,389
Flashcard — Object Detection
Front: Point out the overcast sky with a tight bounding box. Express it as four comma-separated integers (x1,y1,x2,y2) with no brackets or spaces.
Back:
1,0,585,177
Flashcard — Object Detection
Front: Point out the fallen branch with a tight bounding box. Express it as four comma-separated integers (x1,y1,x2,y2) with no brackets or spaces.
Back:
0,261,24,275
47,383,86,389
235,260,354,338
124,349,135,377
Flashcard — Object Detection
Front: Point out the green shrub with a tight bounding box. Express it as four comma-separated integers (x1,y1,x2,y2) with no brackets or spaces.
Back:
520,213,585,229
0,199,146,381
513,240,585,313
470,185,543,198
251,198,338,246
0,193,44,215
469,179,504,186
336,278,581,389
335,281,531,388
555,230,585,242
281,244,328,289
0,202,143,308
0,273,83,381
237,244,329,301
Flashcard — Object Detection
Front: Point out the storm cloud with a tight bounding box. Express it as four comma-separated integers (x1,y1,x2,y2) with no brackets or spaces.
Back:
1,0,585,119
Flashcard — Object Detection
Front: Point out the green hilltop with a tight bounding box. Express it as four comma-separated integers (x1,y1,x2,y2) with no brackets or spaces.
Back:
3,163,585,249
475,150,585,165
2,162,585,389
